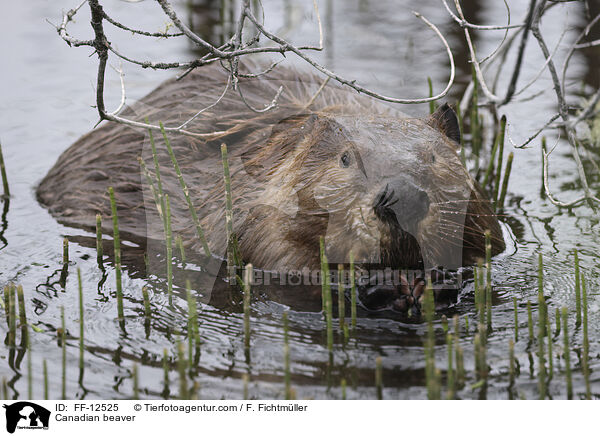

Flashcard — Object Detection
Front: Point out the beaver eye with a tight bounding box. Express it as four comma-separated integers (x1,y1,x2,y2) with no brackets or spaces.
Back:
431,154,436,164
340,152,351,168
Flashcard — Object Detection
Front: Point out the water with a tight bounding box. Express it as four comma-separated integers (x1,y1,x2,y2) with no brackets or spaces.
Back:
0,0,598,399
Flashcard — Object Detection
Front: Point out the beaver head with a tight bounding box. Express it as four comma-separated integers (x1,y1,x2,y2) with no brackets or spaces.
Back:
230,103,505,274
35,62,504,312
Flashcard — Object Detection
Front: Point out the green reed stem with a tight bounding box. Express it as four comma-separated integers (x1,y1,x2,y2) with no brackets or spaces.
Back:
163,348,170,396
138,156,160,211
493,116,506,208
581,275,590,400
242,373,249,400
177,341,188,400
0,140,9,198
27,323,32,399
243,264,252,351
555,307,561,337
375,356,383,400
341,378,347,400
283,311,291,400
176,235,186,264
1,378,6,401
108,187,124,321
77,269,84,371
325,282,333,353
142,287,151,319
147,124,166,227
8,285,16,347
470,66,481,172
142,287,151,338
538,253,546,337
350,251,357,330
424,279,438,399
221,143,241,280
546,315,553,380
446,332,455,400
453,315,464,388
324,271,333,354
538,136,546,197
191,381,200,400
427,77,435,114
165,194,173,305
485,231,492,332
320,239,326,313
497,152,513,210
513,296,519,342
574,249,581,327
17,285,27,337
337,265,346,335
474,267,481,323
509,339,515,389
96,214,103,266
158,123,211,257
132,363,139,400
63,237,69,266
527,301,533,343
320,238,333,352
3,285,9,319
482,116,506,187
475,324,488,384
456,106,466,166
537,318,546,400
476,263,485,327
61,306,66,400
561,307,572,399
43,359,48,400
186,289,196,364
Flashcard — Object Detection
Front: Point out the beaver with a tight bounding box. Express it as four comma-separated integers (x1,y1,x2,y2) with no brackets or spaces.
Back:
37,61,505,310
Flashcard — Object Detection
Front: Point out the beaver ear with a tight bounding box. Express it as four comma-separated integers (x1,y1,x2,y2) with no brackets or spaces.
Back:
426,103,461,145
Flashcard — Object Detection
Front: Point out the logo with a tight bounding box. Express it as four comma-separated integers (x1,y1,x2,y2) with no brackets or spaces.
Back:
3,402,50,433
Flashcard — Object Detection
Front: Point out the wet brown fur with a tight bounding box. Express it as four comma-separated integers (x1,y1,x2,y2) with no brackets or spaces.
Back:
36,61,505,272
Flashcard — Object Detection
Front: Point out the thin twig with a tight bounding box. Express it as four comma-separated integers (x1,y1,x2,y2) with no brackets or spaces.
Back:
108,63,126,116
530,0,600,205
246,9,456,104
101,10,184,37
508,114,561,149
441,0,525,30
542,141,586,207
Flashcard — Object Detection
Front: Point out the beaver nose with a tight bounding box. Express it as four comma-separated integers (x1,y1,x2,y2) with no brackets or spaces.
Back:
373,178,430,231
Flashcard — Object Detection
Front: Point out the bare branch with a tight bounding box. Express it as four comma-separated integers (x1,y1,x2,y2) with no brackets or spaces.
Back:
246,9,456,104
101,10,184,38
177,75,232,129
574,38,600,49
478,0,512,65
512,19,568,98
441,0,525,30
54,0,94,47
108,43,213,70
570,88,600,127
312,0,324,50
452,0,502,103
530,0,600,205
108,63,126,116
543,143,587,207
507,114,561,149
237,81,283,113
560,12,600,98
304,77,331,110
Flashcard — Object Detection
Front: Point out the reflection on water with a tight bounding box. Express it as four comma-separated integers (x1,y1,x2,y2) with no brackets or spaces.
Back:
0,0,598,399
